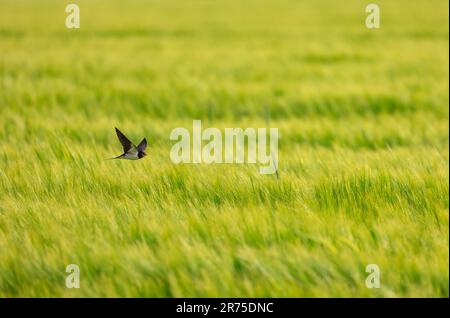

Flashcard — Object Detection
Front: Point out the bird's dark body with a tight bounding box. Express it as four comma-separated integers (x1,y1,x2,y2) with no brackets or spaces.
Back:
110,128,148,160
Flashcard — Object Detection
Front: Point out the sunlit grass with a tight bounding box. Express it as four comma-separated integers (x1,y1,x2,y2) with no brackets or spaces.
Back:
0,0,448,297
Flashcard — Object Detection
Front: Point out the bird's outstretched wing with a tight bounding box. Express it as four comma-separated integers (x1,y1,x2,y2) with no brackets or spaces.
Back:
115,128,137,153
137,138,147,152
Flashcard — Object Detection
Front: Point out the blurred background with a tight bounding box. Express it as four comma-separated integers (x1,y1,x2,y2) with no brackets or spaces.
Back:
0,0,448,297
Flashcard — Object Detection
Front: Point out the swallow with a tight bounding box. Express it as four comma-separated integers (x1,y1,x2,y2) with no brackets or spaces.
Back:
110,127,147,160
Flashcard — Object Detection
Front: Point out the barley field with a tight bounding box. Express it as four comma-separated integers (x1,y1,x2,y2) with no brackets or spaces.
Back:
0,0,448,297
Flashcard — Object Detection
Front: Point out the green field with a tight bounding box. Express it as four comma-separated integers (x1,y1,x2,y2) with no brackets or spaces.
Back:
0,0,448,297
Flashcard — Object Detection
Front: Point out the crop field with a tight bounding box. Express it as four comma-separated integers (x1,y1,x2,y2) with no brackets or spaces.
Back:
0,0,448,297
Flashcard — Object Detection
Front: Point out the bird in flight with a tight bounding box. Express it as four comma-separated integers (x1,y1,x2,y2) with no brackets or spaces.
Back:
110,127,147,160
